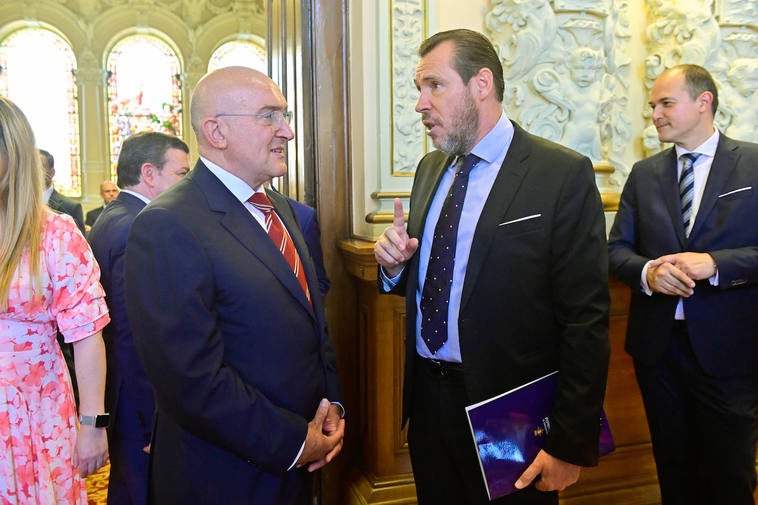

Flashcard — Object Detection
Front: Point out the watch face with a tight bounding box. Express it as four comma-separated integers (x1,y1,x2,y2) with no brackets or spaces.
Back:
95,414,110,428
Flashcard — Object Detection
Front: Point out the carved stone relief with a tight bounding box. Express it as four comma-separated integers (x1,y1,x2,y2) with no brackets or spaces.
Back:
485,0,631,193
391,0,427,175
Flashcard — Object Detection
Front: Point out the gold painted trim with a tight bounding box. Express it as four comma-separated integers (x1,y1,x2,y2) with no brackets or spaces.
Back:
370,191,411,199
366,212,408,224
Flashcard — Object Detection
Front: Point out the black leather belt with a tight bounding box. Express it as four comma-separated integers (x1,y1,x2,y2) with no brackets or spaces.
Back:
418,356,464,376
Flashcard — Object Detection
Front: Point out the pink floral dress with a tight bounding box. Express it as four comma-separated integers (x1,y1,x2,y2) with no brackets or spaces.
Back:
0,212,110,504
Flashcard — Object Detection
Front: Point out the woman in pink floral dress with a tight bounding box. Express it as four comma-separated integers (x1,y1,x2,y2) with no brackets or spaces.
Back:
0,96,110,504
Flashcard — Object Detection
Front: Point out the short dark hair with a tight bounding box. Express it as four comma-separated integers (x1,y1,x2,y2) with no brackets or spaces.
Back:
672,64,719,116
38,149,54,170
419,29,505,103
116,131,189,188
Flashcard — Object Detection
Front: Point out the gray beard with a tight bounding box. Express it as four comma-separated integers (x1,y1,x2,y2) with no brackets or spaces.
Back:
436,94,479,156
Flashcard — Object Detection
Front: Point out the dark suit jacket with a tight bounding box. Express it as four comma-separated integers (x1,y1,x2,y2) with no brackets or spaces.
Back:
386,122,610,467
86,205,105,227
124,161,342,505
286,197,330,296
88,192,154,445
48,188,85,234
608,133,758,376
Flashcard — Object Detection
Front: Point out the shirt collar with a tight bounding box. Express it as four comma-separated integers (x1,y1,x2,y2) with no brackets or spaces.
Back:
675,129,720,159
201,156,257,202
120,189,151,204
469,111,514,165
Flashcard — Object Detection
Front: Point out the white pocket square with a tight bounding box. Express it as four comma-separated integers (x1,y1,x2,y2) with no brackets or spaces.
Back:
718,186,752,198
498,213,542,226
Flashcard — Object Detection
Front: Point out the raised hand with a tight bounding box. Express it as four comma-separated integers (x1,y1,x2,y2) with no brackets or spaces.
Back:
374,198,419,277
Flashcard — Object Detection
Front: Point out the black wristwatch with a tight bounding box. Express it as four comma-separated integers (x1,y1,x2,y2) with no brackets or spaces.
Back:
79,413,110,428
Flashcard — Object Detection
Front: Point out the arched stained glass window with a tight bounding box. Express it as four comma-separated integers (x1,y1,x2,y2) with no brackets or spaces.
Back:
106,34,182,178
208,39,267,73
0,27,81,196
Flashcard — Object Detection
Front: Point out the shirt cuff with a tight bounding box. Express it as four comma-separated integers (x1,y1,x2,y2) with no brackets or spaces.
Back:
641,261,653,296
379,266,404,291
288,441,305,471
330,401,346,418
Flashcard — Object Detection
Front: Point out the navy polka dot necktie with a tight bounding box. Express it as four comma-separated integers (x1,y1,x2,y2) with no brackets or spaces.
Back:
420,153,481,355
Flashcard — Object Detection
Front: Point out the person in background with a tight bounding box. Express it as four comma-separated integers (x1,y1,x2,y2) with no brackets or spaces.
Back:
40,147,85,405
608,64,758,505
373,29,609,505
286,196,330,296
0,96,110,502
88,131,190,505
85,180,119,232
41,148,85,234
124,66,344,504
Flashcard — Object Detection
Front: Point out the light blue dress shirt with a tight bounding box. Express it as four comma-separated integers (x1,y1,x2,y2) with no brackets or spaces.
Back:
380,113,514,363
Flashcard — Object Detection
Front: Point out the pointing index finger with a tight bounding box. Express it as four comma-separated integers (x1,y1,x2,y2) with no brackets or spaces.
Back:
393,198,406,229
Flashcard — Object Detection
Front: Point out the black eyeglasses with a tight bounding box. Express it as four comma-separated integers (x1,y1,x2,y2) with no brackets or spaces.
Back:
215,110,293,127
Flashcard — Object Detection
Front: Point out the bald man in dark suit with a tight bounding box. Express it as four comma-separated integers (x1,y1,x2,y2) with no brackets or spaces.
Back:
124,66,344,505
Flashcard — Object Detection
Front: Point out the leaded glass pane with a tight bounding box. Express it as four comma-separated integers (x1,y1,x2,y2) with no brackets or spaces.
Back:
106,34,182,179
208,40,266,73
0,28,81,196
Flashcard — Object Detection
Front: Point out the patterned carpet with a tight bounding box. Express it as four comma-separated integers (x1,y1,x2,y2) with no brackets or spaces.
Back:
85,462,109,505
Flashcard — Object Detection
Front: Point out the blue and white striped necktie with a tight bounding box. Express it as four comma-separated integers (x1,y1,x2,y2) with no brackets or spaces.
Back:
679,152,701,237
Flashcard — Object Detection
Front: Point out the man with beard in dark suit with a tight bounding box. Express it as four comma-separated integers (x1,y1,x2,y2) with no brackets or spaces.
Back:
374,29,609,505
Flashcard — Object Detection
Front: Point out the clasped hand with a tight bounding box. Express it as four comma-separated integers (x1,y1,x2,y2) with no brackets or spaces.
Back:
646,252,716,297
296,398,345,472
374,198,419,278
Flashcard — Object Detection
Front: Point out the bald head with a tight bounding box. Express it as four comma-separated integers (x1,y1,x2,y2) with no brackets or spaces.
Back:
191,66,273,139
188,65,294,189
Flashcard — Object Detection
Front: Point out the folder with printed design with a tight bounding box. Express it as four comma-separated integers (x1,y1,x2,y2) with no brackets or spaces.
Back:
464,370,615,500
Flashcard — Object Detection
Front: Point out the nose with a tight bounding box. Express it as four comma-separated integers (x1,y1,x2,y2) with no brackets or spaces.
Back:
277,119,295,140
415,90,429,113
651,104,662,121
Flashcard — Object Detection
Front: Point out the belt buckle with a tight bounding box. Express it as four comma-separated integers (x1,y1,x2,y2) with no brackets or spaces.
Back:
429,358,449,376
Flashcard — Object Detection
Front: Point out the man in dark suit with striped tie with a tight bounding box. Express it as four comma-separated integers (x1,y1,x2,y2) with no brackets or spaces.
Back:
609,64,758,505
124,66,344,505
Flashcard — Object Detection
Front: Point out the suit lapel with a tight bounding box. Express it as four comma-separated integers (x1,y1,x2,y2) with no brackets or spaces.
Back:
689,136,739,240
407,151,455,239
461,124,531,309
191,163,315,317
266,189,323,318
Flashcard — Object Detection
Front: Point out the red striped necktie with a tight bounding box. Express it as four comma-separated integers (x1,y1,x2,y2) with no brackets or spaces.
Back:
248,192,311,304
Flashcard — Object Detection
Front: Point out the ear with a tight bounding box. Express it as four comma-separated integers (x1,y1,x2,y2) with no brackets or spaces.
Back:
469,67,495,101
202,117,228,149
140,162,156,187
697,91,714,113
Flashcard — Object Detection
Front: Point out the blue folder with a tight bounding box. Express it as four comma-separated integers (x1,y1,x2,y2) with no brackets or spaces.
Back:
465,370,615,500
